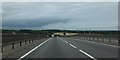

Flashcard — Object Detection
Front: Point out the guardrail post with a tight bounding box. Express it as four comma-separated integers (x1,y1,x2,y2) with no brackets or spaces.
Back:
91,38,92,41
108,39,111,43
89,37,90,40
20,42,22,46
25,41,27,44
12,42,15,49
1,45,3,52
29,40,30,43
118,40,120,46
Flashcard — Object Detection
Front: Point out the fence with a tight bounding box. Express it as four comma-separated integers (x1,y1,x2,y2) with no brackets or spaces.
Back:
79,36,119,46
1,38,41,53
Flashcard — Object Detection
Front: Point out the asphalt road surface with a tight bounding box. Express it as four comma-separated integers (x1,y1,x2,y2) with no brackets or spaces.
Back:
17,37,118,60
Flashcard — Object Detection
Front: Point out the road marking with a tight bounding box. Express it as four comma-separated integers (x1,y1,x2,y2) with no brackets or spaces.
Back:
65,41,68,43
69,44,76,48
59,37,97,60
17,38,51,60
78,49,97,60
58,37,68,44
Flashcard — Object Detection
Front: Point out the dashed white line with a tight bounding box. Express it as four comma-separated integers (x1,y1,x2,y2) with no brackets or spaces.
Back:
69,44,76,48
65,41,68,43
78,49,97,60
59,37,97,60
17,38,51,60
58,37,68,44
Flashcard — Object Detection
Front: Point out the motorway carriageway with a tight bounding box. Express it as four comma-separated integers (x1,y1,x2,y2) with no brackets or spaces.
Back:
17,37,118,60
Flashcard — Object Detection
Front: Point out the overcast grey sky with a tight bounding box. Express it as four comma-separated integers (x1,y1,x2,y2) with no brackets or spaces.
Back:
1,0,119,2
2,2,118,30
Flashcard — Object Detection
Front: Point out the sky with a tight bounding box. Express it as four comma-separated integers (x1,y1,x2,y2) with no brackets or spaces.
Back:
1,0,119,2
2,2,118,30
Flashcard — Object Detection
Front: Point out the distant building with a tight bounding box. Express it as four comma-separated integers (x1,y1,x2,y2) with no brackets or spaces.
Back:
12,31,16,34
53,32,78,36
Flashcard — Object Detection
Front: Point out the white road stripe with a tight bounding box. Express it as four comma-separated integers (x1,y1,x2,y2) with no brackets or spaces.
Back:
59,37,97,60
58,37,68,44
17,38,51,60
69,44,76,48
65,41,68,43
78,49,97,60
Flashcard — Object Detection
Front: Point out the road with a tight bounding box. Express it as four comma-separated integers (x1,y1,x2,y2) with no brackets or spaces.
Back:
17,37,118,60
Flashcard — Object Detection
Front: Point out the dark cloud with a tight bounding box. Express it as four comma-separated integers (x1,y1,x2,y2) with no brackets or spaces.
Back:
2,17,68,29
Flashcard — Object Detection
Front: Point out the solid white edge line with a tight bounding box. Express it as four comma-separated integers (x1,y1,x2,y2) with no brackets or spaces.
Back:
17,38,51,60
78,49,97,60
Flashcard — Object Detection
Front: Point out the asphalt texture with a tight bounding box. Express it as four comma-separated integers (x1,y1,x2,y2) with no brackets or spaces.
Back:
22,37,118,59
2,37,119,60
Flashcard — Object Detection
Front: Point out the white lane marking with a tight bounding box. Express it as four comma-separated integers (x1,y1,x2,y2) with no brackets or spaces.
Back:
69,44,76,48
69,38,119,48
58,37,68,44
59,37,97,60
65,41,68,43
17,38,51,60
78,49,97,60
